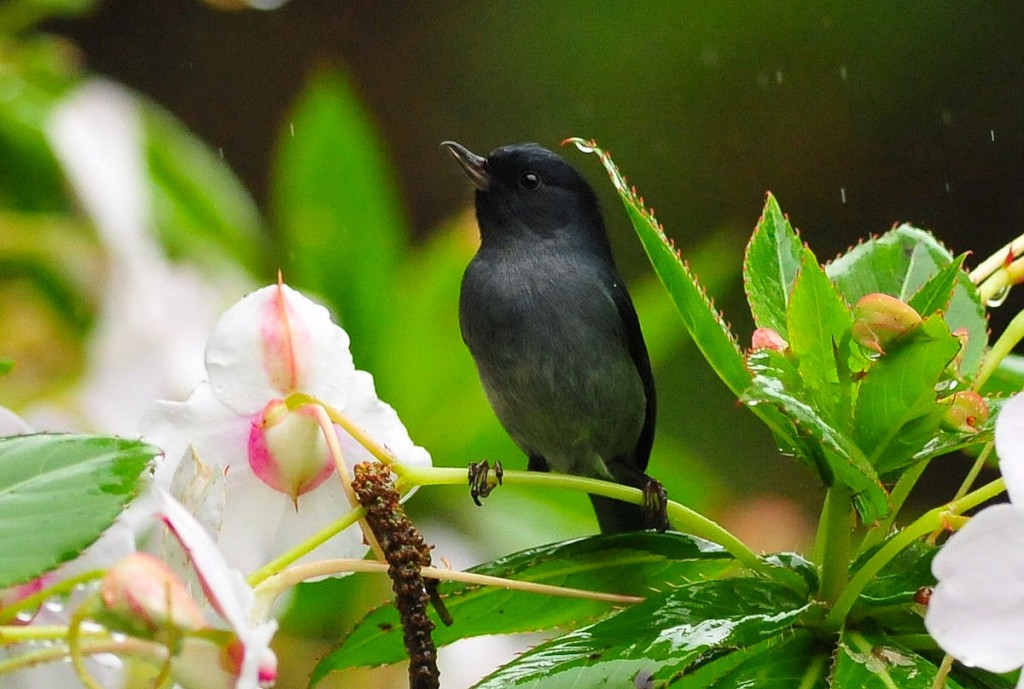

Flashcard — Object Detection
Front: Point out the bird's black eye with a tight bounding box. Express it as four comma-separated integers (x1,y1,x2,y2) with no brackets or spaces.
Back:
518,171,542,191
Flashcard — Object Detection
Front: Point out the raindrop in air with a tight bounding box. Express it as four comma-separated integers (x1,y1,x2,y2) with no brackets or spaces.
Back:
987,285,1011,308
775,70,784,84
941,109,953,126
838,65,848,81
290,122,295,137
991,129,996,142
840,187,847,204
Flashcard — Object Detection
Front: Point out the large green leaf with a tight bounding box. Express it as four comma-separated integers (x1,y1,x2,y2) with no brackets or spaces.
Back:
743,193,803,338
568,139,750,398
826,225,987,377
0,434,157,587
272,68,406,371
673,631,827,689
853,316,962,474
312,533,735,683
856,540,936,608
471,578,814,689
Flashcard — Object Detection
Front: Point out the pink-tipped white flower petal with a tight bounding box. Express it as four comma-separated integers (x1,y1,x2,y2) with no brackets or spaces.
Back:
205,284,356,416
996,394,1024,505
926,503,1024,674
155,488,278,688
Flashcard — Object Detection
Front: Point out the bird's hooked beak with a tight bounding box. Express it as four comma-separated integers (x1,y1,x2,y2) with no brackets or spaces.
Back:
441,141,491,191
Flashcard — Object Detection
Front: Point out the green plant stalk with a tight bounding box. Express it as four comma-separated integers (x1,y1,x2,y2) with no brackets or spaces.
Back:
952,442,994,502
857,458,931,557
398,465,770,574
0,570,104,625
247,505,365,587
975,307,1024,391
814,484,853,605
822,477,1005,632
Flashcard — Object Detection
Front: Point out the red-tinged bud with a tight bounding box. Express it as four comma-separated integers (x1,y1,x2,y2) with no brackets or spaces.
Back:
914,587,933,606
248,399,335,501
99,553,207,638
751,327,789,352
851,293,922,354
941,390,989,433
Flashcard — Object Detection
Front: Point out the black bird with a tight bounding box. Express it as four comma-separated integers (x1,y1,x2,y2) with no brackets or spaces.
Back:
442,141,667,533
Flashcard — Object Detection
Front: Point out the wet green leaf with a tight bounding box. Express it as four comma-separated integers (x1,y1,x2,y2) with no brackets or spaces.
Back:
0,434,157,588
312,532,736,683
471,578,813,689
831,630,959,689
854,316,962,474
672,631,827,689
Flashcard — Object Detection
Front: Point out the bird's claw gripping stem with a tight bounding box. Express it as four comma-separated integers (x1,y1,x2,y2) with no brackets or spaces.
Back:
468,460,504,506
643,478,670,532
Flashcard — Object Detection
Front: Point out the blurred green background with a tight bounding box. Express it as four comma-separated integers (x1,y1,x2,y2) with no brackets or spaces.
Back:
2,2,1023,687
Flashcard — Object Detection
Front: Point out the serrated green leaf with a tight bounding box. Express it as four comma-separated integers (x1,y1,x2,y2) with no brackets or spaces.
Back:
744,350,888,523
826,225,987,377
854,316,962,474
787,248,854,422
832,630,962,689
471,578,813,689
313,533,734,683
673,631,827,689
908,254,967,317
743,193,803,338
272,68,405,372
142,101,270,275
568,139,750,398
0,434,157,587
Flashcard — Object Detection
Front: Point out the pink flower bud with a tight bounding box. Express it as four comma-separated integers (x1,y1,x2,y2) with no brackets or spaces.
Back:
941,391,989,433
851,293,922,354
248,399,335,501
99,553,207,637
751,327,789,352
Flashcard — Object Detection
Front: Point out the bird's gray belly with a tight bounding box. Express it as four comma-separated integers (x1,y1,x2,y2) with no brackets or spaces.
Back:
461,272,646,477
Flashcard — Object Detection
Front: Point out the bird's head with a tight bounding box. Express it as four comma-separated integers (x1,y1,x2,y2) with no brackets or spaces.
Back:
442,141,606,246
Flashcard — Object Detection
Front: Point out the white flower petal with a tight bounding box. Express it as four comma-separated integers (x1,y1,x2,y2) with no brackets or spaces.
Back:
340,371,432,470
996,394,1024,505
205,284,356,416
143,383,251,487
216,470,367,575
926,503,1024,673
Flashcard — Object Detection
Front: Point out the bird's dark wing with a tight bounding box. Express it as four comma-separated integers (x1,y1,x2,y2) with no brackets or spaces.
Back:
610,279,656,472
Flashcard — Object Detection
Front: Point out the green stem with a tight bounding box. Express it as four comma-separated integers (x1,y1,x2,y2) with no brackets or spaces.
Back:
857,458,931,557
0,570,104,625
398,465,770,575
815,484,853,605
951,442,994,502
246,505,365,587
975,307,1024,391
821,477,1005,632
796,653,828,689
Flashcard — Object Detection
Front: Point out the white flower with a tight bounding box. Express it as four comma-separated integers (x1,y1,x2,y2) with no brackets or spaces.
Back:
143,282,431,573
926,393,1024,684
29,78,248,435
153,487,277,689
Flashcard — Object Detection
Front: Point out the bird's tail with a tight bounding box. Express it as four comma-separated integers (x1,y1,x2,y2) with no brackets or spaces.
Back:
589,494,647,534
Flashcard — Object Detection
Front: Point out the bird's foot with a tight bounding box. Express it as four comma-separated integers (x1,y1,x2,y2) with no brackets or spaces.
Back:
642,478,670,532
467,460,503,506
